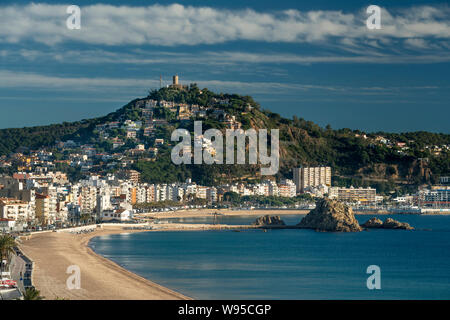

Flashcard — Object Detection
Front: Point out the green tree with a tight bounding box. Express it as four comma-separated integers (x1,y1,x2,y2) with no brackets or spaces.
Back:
23,287,45,300
223,192,240,203
0,235,16,272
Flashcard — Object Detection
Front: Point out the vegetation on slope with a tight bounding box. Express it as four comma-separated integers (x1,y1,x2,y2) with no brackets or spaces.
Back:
0,85,448,193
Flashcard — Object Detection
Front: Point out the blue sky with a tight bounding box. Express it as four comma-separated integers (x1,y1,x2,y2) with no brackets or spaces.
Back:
0,1,449,133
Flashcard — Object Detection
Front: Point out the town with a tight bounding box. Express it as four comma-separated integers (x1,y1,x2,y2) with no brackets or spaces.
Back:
0,76,449,234
0,163,448,233
0,76,448,301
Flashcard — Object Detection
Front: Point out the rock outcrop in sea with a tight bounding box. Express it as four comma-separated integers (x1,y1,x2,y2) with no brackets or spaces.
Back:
297,198,362,232
361,217,384,228
362,217,414,230
383,218,414,230
253,215,286,226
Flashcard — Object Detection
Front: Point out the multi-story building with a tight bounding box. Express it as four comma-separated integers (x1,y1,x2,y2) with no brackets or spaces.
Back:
206,187,217,203
278,179,297,198
118,170,140,184
166,185,184,202
266,180,279,197
80,186,97,214
0,198,31,221
156,184,167,202
0,177,36,214
196,186,208,199
97,189,112,213
253,183,269,196
101,209,132,222
0,218,16,232
35,193,54,224
419,186,450,208
146,184,156,202
329,186,377,204
41,186,58,219
135,185,147,204
293,166,331,193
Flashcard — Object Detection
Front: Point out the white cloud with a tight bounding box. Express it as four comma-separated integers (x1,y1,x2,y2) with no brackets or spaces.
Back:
0,70,443,96
0,70,155,91
4,48,450,66
0,3,449,46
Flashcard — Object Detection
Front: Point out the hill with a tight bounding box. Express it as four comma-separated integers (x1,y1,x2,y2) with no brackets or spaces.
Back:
0,84,449,194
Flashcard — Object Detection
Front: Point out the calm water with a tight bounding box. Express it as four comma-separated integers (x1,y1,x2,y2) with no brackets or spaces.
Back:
90,214,450,299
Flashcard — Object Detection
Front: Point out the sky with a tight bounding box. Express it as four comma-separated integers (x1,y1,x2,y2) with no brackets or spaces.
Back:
0,0,449,133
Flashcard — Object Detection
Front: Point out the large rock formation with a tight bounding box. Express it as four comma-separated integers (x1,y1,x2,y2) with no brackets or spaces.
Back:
253,215,286,227
297,198,362,232
361,217,414,230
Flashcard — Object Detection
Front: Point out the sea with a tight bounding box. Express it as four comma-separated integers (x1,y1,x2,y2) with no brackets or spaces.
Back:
89,214,450,299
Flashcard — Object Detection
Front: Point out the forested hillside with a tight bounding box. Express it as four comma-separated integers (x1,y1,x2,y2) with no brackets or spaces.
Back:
0,85,448,193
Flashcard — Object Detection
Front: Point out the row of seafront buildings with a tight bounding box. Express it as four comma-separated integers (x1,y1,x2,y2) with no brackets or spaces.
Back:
292,166,450,209
1,166,449,231
293,166,379,203
0,170,298,231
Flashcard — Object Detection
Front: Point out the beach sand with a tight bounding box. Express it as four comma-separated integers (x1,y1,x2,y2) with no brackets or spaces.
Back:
140,208,310,219
19,226,190,300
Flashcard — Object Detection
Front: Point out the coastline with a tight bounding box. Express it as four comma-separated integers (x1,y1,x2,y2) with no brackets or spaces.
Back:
138,208,450,219
19,226,190,300
17,210,450,300
140,208,310,219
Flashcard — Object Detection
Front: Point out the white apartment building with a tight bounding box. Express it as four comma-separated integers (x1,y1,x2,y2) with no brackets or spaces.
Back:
101,209,132,222
0,198,32,221
329,186,377,204
156,184,167,202
207,187,218,203
136,185,147,204
419,186,450,208
80,186,97,213
293,166,331,193
252,184,267,196
97,190,112,213
278,179,296,198
196,186,208,199
266,181,279,197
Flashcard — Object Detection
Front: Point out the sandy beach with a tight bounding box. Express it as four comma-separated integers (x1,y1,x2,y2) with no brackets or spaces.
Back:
18,208,445,300
139,208,450,219
140,208,310,219
19,226,190,300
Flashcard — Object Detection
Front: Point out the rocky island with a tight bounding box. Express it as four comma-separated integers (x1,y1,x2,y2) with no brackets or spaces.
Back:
297,198,362,232
362,217,414,230
253,215,286,227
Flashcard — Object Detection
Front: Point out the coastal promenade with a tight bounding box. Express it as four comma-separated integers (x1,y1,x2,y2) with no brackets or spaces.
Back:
19,226,190,300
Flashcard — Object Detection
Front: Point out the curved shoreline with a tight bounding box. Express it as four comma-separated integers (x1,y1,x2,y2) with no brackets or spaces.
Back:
19,226,191,300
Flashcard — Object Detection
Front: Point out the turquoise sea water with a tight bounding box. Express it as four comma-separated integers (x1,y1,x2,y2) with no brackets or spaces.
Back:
90,214,450,299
